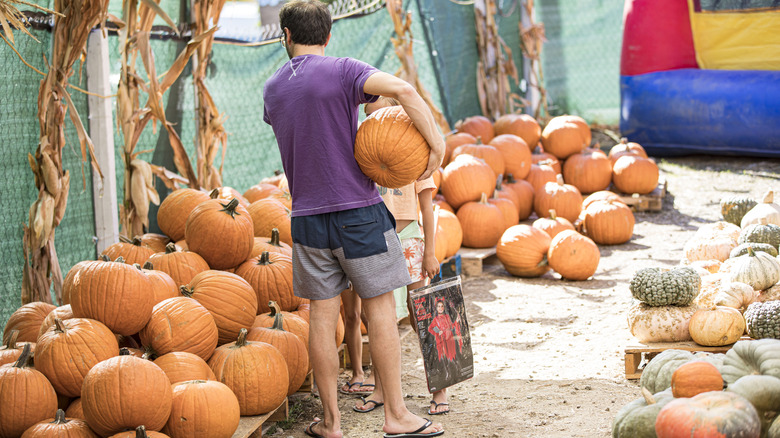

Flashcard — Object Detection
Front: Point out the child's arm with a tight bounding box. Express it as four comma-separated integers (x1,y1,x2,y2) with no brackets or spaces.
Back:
418,187,441,279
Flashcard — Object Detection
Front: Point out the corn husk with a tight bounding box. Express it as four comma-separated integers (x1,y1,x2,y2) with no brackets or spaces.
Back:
519,0,549,120
474,0,520,120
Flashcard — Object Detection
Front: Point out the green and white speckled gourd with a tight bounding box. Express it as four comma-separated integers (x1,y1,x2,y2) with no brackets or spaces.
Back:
739,217,780,250
629,266,701,306
728,247,780,291
742,190,780,228
730,242,778,258
721,195,757,226
744,300,780,339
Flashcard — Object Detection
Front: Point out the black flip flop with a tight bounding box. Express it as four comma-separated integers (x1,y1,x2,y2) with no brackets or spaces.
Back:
352,396,384,413
383,419,445,438
427,401,450,415
338,381,363,395
304,420,324,438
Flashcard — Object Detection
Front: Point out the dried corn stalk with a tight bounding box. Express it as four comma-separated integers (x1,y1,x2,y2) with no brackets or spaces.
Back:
519,0,548,120
22,0,109,305
193,0,228,191
0,0,62,48
474,0,520,120
386,0,449,134
117,0,216,237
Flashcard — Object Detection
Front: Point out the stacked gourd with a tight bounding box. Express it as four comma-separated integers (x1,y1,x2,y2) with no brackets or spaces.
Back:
0,181,312,437
613,338,780,438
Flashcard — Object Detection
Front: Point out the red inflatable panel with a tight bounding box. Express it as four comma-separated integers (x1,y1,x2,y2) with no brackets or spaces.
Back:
621,0,698,76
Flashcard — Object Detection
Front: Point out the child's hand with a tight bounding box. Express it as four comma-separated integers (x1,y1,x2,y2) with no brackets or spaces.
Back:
423,251,440,279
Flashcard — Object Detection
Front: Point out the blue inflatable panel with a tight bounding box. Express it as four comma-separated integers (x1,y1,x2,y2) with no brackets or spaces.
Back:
620,69,780,157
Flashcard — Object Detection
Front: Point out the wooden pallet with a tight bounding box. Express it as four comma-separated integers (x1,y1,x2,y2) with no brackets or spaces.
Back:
624,337,750,380
456,246,497,276
298,370,314,393
340,323,414,368
614,176,667,212
231,398,289,438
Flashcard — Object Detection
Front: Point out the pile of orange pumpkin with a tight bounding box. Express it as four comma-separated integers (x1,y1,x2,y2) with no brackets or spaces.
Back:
0,179,338,438
432,113,656,281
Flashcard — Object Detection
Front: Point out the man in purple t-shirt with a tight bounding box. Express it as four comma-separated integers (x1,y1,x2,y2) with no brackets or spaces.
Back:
262,1,445,438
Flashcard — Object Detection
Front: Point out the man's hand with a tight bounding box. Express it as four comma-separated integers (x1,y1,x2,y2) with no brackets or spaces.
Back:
419,143,444,181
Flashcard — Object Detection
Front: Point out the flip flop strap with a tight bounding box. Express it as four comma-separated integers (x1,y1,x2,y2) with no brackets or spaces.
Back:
410,419,433,435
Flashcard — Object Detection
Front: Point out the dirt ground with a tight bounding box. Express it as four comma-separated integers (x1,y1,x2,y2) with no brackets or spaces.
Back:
269,155,780,438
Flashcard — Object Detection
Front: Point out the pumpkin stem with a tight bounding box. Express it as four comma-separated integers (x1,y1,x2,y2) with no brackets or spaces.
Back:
143,261,154,270
269,301,281,317
620,137,628,145
52,409,68,425
135,425,149,438
13,343,32,368
274,169,283,176
475,136,483,145
131,236,143,246
220,198,241,218
236,328,249,347
270,228,282,247
180,286,194,298
165,242,178,253
268,301,286,331
258,251,271,265
747,246,756,257
762,190,774,204
4,330,19,349
505,173,516,184
99,254,111,262
556,174,565,185
495,174,504,191
133,263,142,271
114,256,125,264
536,255,548,268
119,235,133,244
640,387,656,405
209,188,220,199
119,347,131,356
53,318,67,334
479,192,489,204
548,210,557,220
141,346,157,361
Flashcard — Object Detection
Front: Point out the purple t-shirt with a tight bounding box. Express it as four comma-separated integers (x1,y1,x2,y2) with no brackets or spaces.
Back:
263,55,382,217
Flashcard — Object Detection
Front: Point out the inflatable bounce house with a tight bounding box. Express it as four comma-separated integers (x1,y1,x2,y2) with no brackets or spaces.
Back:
620,0,780,157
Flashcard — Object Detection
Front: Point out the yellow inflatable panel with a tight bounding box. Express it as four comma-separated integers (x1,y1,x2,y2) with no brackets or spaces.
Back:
688,1,780,70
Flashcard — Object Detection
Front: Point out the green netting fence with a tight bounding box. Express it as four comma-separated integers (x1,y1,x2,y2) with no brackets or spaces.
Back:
0,0,622,329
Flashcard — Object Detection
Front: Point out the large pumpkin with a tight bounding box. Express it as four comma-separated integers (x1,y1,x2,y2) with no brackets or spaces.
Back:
69,258,154,336
455,115,494,143
185,198,254,270
720,339,780,384
561,148,612,194
524,161,558,194
655,391,760,438
354,105,430,189
20,409,98,438
496,225,551,278
35,318,120,397
247,314,309,395
63,260,103,305
182,270,258,345
612,155,659,195
139,297,219,361
208,329,288,416
489,134,531,180
146,243,210,287
436,209,463,258
3,301,56,344
451,140,505,179
0,345,57,438
488,192,520,231
81,355,173,437
443,132,477,166
101,236,155,266
440,154,496,209
492,113,540,148
581,199,635,245
235,251,298,313
253,301,310,348
628,302,698,343
157,188,211,242
154,352,216,385
547,230,599,281
533,175,582,223
247,198,292,246
688,306,746,347
162,380,240,438
540,116,589,159
138,262,179,306
457,193,505,248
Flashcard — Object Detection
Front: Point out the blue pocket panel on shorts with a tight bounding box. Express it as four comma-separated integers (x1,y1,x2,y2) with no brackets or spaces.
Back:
339,220,388,259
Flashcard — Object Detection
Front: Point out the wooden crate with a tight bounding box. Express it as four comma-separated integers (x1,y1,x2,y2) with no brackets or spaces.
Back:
298,370,314,393
456,246,497,276
231,398,289,438
340,323,414,368
614,175,667,212
624,337,750,380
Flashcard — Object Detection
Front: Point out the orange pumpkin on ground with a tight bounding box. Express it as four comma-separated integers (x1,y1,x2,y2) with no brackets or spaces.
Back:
354,105,430,189
496,225,552,278
547,230,600,281
533,175,583,223
492,113,540,148
670,361,724,398
253,301,310,348
154,351,216,385
441,154,496,209
140,297,219,361
157,188,211,242
0,345,58,438
146,243,210,287
581,199,635,245
489,134,531,180
451,139,505,179
533,210,575,240
162,380,240,438
457,193,506,248
455,115,494,143
247,315,309,395
540,116,589,159
235,252,298,313
185,198,254,270
612,155,659,195
3,301,56,344
247,198,292,246
443,132,477,166
562,148,613,194
504,175,535,220
20,409,98,438
101,236,156,266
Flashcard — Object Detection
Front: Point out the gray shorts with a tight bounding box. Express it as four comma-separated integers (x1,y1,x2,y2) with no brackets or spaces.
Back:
290,202,411,300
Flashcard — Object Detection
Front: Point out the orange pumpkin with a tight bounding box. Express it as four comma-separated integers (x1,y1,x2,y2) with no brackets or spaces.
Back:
612,155,659,195
562,148,613,194
451,140,505,179
182,270,258,345
108,425,170,437
3,301,56,344
38,304,75,338
250,228,293,259
654,391,760,438
608,137,647,164
436,209,463,258
457,193,506,248
547,230,599,281
65,398,85,421
207,329,288,416
63,260,103,305
670,361,724,398
434,227,448,264
488,192,520,230
247,316,309,395
35,318,120,397
354,105,430,189
581,190,623,211
185,198,254,270
154,351,216,385
140,297,219,361
162,380,240,438
101,236,155,266
540,116,589,159
138,233,171,254
531,146,561,174
81,355,173,436
455,115,494,143
532,210,575,239
0,330,30,367
489,134,532,180
441,154,496,209
533,175,583,223
157,188,211,242
581,199,635,245
247,198,292,246
525,161,558,193
504,175,534,220
212,187,251,210
253,301,310,348
492,113,540,148
243,183,283,204
496,225,551,277
69,259,154,335
443,132,477,166
493,176,520,210
146,243,210,287
291,302,310,324
138,262,180,306
0,345,58,438
235,252,298,313
20,409,98,438
431,167,443,196
433,194,455,213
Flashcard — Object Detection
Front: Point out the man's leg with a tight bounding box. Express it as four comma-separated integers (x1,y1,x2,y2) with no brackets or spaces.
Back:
340,287,366,393
362,291,443,436
309,295,344,438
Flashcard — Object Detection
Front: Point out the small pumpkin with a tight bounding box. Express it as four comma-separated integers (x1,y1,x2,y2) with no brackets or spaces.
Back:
38,304,75,338
455,115,494,143
436,208,463,258
721,195,757,226
146,243,211,287
561,147,612,194
540,115,589,159
739,218,780,250
253,301,310,347
154,352,216,385
243,183,284,204
581,199,634,245
451,139,505,178
140,297,219,360
547,230,599,281
488,134,531,179
654,391,760,438
235,251,298,313
741,190,780,228
533,174,583,223
138,233,171,254
531,146,561,173
524,160,558,194
3,301,56,344
137,262,180,306
441,154,496,209
639,349,725,394
185,197,254,270
730,242,778,258
0,344,57,437
20,409,98,437
101,236,155,266
443,132,477,166
670,361,724,398
157,188,211,242
162,380,240,438
503,174,534,220
492,113,540,148
247,311,309,395
608,138,647,164
532,209,574,239
457,193,506,248
694,275,757,312
0,330,29,367
65,399,84,420
581,190,622,211
354,105,430,189
612,155,659,195
496,225,551,278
